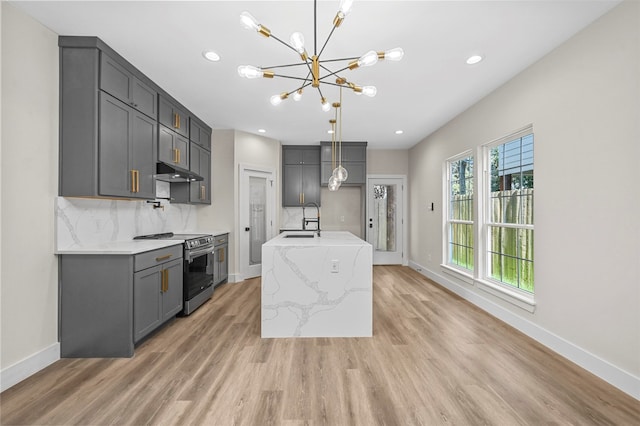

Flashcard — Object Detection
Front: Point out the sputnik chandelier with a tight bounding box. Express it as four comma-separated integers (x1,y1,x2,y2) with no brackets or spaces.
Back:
237,0,404,110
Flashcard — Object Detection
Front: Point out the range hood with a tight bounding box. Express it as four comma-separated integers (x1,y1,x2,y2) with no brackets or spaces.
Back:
155,162,204,183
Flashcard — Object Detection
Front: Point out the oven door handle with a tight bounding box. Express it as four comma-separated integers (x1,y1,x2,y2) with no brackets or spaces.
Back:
186,245,215,262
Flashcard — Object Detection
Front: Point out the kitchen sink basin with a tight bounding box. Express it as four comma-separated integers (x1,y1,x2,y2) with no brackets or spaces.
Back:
284,234,315,238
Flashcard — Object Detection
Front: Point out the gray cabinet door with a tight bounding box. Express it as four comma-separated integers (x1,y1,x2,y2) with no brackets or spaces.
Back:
162,258,183,321
189,143,211,204
99,93,132,197
158,126,189,170
100,52,157,119
131,111,157,199
190,119,212,150
321,161,366,185
133,265,162,343
99,92,155,199
302,164,321,204
159,96,189,138
283,164,303,206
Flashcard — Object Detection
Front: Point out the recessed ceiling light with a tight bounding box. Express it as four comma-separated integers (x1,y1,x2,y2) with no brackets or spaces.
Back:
202,50,220,62
258,129,266,133
395,130,404,135
466,55,483,65
327,129,335,134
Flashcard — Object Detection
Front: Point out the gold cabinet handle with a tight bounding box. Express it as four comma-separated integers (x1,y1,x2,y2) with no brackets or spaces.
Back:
177,113,181,129
299,193,302,204
156,254,172,262
130,170,136,193
220,247,225,263
135,170,140,193
200,185,205,200
177,149,181,164
164,269,169,292
172,148,177,163
302,192,305,204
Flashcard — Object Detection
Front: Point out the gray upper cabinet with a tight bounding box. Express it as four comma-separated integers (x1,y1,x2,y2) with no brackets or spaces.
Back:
190,118,212,151
282,146,321,207
99,92,157,199
320,141,367,186
159,95,189,138
170,142,211,204
158,125,189,170
189,143,211,204
59,36,212,202
100,52,157,119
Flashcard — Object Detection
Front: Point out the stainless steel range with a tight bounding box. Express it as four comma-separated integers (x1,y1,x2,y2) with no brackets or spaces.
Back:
134,232,216,315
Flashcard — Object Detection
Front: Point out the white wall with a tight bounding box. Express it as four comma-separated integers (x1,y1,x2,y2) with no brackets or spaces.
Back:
408,0,639,397
1,2,59,382
198,129,235,275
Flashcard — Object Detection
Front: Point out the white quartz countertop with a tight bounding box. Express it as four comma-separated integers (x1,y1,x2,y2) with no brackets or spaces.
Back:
264,231,370,247
55,229,230,255
55,239,184,255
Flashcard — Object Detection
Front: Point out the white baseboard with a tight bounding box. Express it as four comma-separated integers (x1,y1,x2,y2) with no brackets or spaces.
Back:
228,273,243,283
1,343,60,393
408,260,640,401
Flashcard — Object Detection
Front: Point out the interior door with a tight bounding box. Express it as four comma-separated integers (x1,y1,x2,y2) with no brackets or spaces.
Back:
367,177,405,265
240,166,275,280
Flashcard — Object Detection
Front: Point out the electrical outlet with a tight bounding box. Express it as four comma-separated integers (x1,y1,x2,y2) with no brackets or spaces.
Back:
331,260,340,273
340,215,345,222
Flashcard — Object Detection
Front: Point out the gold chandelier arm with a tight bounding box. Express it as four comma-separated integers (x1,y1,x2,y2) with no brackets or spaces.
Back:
259,61,310,70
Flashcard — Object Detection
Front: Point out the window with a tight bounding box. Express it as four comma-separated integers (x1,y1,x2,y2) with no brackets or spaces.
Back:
446,154,474,272
485,131,534,293
442,126,535,309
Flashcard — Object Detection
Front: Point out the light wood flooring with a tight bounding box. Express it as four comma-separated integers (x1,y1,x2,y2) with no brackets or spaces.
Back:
1,266,638,425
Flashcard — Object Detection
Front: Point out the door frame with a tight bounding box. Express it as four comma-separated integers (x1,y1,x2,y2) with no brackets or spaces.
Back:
238,163,276,281
365,174,408,266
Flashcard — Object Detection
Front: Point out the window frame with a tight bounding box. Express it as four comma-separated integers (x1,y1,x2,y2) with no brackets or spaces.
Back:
442,151,475,280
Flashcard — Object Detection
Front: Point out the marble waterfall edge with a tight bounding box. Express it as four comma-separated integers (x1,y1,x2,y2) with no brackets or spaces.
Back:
261,232,373,338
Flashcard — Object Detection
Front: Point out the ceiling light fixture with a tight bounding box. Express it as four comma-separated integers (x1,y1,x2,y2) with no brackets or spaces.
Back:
466,54,483,65
258,129,266,133
395,130,404,135
202,50,220,62
238,0,403,111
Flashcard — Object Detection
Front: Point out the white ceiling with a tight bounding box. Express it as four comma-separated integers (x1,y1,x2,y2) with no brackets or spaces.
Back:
11,0,620,149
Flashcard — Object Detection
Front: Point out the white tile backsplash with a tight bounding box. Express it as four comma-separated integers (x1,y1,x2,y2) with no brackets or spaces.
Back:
55,196,197,251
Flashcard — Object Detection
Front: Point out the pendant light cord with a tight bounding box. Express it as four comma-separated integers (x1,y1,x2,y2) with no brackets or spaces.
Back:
339,86,343,167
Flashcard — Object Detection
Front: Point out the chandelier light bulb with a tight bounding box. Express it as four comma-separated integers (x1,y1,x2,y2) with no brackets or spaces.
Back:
270,93,288,106
321,98,331,112
293,89,303,101
237,65,264,79
384,47,404,61
240,11,260,31
361,86,377,97
338,0,354,16
358,50,379,67
290,32,305,54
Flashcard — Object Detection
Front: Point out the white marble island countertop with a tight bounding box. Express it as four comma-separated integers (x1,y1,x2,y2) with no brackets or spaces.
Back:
261,231,373,338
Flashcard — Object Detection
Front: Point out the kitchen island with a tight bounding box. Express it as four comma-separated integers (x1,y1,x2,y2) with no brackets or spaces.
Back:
261,231,372,338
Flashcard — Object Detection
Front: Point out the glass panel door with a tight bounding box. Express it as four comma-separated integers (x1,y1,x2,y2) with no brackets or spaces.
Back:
249,176,266,265
367,177,404,265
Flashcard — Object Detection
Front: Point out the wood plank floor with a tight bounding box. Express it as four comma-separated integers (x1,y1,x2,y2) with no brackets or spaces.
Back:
1,266,638,425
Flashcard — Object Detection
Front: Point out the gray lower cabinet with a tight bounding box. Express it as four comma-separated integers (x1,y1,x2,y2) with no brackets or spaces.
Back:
59,245,183,358
99,92,157,199
320,141,367,186
133,257,182,343
213,234,229,286
158,125,189,170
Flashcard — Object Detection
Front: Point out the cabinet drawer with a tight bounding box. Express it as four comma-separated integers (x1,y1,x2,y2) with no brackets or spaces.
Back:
134,245,183,272
214,234,228,246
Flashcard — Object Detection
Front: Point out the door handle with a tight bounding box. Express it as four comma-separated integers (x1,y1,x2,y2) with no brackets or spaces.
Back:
245,227,250,232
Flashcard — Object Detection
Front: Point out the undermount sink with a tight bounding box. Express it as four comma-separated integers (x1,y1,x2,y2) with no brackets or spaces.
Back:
284,234,315,238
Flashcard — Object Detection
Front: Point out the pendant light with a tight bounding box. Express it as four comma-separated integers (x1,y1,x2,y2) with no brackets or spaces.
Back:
332,87,348,183
328,117,340,191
